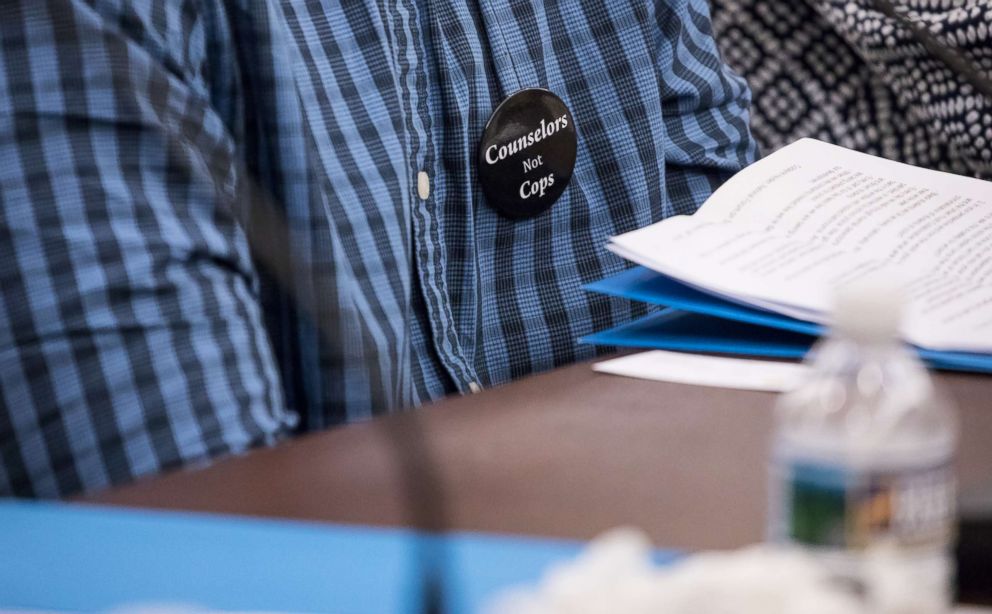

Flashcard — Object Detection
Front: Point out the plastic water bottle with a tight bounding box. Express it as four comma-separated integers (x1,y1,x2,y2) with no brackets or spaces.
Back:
768,279,957,610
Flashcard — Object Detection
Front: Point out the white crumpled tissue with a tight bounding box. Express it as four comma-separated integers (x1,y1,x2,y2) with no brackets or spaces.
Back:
485,528,948,614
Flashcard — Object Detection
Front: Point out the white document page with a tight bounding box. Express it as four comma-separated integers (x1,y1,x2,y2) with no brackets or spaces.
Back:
609,139,992,352
593,350,807,392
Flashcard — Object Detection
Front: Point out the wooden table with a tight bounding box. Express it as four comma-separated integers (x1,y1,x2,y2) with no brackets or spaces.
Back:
88,360,992,601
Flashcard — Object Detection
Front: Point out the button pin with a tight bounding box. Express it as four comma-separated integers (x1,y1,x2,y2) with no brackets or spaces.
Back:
477,88,576,219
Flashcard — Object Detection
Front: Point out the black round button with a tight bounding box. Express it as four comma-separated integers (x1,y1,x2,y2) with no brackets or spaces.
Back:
477,88,577,219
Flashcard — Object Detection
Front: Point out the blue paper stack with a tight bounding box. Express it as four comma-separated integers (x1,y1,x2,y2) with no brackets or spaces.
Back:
582,266,992,374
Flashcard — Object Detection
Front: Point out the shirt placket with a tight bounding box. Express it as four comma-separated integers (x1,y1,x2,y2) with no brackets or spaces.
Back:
401,0,483,395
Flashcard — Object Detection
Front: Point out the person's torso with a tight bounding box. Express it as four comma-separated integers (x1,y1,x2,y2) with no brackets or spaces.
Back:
220,0,680,428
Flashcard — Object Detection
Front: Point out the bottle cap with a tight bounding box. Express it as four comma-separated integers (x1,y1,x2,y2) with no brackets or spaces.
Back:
832,274,904,343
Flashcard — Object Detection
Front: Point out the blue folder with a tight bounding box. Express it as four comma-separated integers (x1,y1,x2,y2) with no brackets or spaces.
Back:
0,500,677,613
583,267,992,374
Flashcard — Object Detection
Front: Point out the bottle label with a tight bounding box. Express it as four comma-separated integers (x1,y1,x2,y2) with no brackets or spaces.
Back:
776,458,955,551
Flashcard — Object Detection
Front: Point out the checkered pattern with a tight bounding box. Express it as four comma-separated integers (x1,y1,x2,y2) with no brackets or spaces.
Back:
711,0,992,179
0,0,755,497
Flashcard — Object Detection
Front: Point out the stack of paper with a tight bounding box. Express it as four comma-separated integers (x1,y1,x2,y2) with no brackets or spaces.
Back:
583,139,992,373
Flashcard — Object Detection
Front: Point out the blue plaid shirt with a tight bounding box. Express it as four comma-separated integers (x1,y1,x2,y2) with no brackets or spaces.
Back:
0,0,755,497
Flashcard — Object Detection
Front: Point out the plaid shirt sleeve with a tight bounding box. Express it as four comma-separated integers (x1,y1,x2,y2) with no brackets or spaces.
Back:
0,1,290,497
658,0,757,216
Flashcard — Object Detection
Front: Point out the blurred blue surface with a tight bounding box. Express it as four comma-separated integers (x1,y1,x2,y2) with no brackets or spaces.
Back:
0,500,678,613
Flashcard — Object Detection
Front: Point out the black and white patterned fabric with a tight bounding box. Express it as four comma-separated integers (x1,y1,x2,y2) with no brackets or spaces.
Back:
711,0,992,179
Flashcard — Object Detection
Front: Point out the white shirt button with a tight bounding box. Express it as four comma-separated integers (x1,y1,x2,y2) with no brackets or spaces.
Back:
417,171,430,200
468,381,482,394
